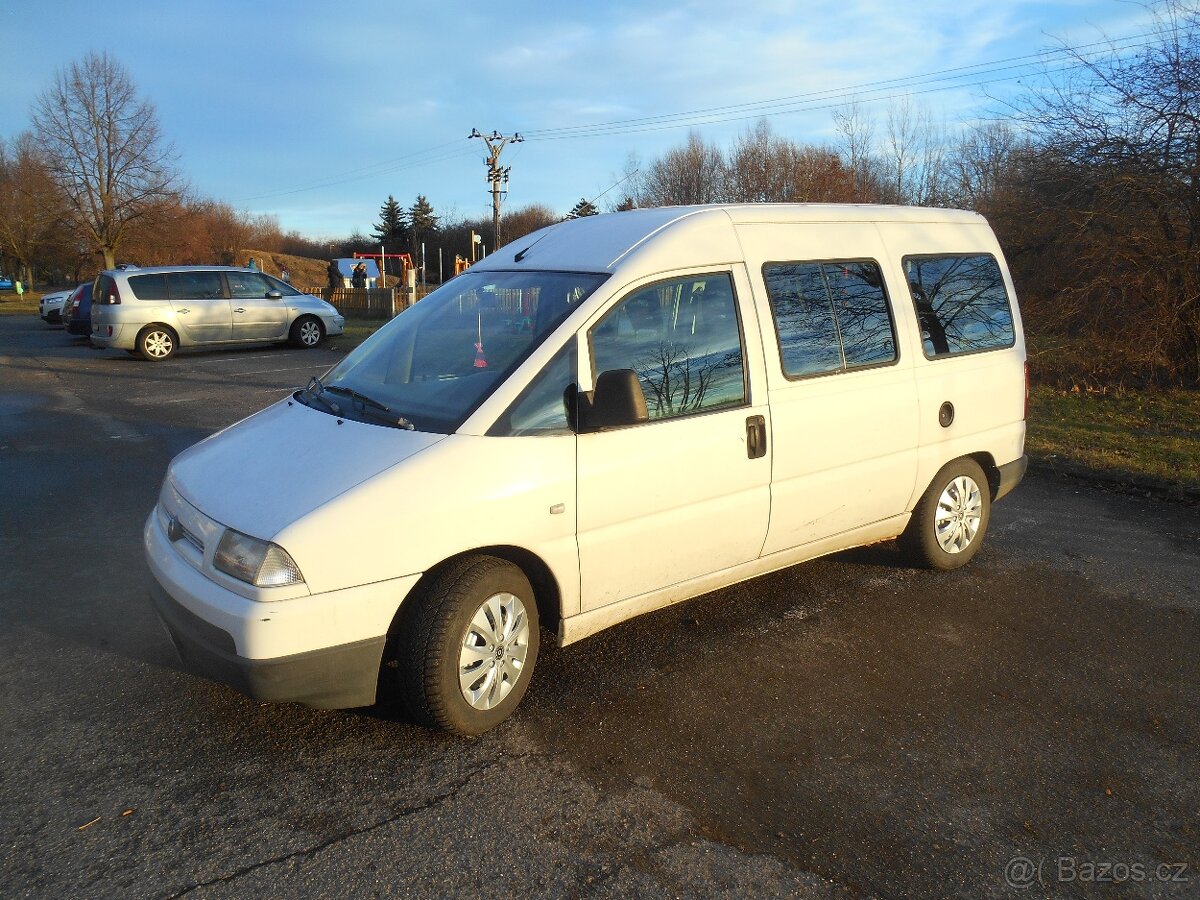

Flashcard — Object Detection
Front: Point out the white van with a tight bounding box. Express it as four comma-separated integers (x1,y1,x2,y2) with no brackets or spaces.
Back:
145,205,1027,734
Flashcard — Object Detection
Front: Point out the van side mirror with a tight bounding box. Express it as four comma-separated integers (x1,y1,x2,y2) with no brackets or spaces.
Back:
578,368,648,431
266,289,283,300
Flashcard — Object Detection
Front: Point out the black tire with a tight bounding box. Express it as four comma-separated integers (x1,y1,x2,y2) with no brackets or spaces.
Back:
394,556,539,735
137,325,177,361
290,315,325,349
900,457,991,570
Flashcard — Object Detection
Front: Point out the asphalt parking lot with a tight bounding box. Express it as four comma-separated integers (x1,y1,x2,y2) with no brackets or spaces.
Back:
1,313,1197,898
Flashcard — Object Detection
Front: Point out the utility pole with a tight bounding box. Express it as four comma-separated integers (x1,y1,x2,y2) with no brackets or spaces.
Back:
469,128,523,249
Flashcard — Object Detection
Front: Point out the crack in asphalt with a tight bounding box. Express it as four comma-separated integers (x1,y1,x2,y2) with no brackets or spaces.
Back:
162,751,542,899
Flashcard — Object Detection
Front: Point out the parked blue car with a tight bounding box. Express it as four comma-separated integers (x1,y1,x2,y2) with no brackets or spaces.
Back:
0,275,14,291
64,282,94,336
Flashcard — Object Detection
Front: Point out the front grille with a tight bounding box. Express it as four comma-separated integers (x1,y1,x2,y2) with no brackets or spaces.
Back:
167,514,205,554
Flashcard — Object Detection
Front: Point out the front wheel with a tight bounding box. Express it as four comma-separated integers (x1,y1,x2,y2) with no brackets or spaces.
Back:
394,556,539,735
290,316,325,348
900,458,991,570
137,325,176,361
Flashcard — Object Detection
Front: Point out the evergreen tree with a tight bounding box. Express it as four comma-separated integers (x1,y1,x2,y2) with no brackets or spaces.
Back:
372,194,408,246
408,194,438,257
566,198,600,219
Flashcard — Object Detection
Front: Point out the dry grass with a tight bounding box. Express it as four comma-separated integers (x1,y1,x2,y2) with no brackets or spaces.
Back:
237,250,402,289
1027,386,1200,491
0,291,43,316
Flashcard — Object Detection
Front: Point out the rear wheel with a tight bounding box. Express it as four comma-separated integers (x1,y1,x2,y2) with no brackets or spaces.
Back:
900,458,991,570
137,325,176,361
290,316,324,348
394,556,539,735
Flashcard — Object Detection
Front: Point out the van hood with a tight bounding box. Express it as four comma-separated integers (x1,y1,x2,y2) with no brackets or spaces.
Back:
167,397,446,540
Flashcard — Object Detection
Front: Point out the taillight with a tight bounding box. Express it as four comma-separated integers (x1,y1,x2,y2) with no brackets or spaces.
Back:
1023,361,1030,420
96,279,121,305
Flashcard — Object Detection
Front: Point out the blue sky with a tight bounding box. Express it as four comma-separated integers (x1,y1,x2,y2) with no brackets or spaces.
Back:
0,0,1157,240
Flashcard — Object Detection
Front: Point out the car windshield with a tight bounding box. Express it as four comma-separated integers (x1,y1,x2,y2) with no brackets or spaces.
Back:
306,270,606,433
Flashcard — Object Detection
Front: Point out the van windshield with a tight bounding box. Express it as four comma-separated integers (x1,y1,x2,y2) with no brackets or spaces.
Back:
307,270,606,433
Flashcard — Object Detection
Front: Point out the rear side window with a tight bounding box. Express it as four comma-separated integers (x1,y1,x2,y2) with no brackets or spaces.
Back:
168,271,225,300
127,273,168,300
763,261,897,378
904,254,1015,358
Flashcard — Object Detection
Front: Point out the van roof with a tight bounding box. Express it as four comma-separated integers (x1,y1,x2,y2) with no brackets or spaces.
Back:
472,204,988,277
101,265,261,276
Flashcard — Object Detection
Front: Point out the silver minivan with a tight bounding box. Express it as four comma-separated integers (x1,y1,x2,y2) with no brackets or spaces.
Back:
90,265,345,360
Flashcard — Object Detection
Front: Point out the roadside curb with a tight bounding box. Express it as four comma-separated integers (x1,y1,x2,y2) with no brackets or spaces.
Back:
1028,455,1200,506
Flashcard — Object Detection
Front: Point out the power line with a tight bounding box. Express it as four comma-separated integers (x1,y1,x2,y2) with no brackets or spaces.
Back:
235,25,1160,203
519,31,1160,141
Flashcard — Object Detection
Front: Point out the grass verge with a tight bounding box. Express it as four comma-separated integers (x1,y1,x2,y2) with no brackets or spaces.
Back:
1027,386,1200,495
0,292,42,316
327,318,389,352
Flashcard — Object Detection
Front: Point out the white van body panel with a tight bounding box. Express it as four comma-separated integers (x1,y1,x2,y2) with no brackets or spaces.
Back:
274,433,579,604
168,400,446,542
872,221,1027,505
734,221,921,552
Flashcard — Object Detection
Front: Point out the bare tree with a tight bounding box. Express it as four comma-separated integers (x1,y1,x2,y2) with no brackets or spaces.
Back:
31,52,177,269
726,120,855,202
833,98,880,200
0,133,74,284
1006,0,1200,384
634,131,726,206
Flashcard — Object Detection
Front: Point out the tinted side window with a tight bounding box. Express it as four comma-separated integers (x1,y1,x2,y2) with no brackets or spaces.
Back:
763,261,896,378
904,254,1014,357
227,272,274,299
168,271,225,300
127,273,168,300
590,273,746,421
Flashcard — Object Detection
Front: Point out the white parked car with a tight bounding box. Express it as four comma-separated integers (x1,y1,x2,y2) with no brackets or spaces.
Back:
39,288,73,325
146,205,1028,734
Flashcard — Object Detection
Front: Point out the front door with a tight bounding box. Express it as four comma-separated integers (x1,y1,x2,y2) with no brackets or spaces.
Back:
166,271,232,344
576,271,772,611
226,271,289,340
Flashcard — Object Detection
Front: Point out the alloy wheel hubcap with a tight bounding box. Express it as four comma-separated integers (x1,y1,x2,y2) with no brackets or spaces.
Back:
146,332,172,357
459,592,530,711
300,322,321,345
934,475,983,553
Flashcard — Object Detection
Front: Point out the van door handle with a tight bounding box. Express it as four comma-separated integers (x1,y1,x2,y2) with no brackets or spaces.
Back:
177,308,190,314
234,307,246,313
746,415,767,459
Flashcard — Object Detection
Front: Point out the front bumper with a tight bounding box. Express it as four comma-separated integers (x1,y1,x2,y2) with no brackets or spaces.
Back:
144,508,420,709
150,580,386,709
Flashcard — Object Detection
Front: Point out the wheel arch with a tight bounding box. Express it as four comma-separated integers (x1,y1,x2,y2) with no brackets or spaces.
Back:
967,451,1001,500
386,544,563,641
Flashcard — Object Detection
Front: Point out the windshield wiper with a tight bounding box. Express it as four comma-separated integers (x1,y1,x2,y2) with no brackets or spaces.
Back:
303,376,341,413
324,385,416,430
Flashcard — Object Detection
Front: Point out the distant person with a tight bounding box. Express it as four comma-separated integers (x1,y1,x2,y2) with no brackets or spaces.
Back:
14,280,23,297
248,257,259,272
280,265,291,284
351,262,367,289
326,259,342,296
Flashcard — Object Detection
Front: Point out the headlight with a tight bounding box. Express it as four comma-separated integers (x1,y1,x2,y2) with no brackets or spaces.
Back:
214,528,304,588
